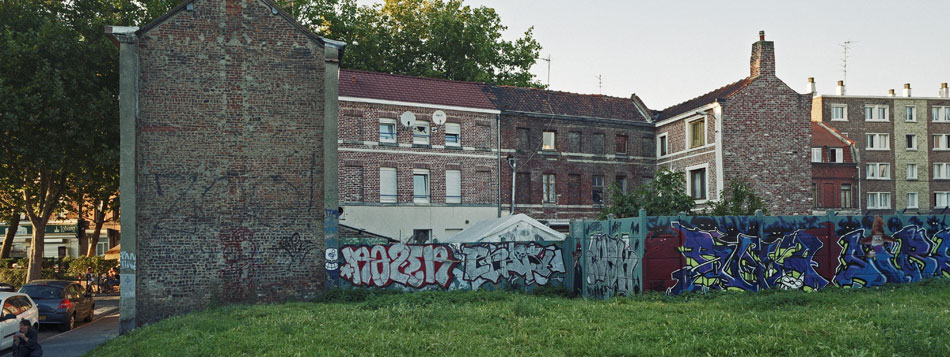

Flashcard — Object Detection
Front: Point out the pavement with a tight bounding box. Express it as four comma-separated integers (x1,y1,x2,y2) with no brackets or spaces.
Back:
37,295,121,357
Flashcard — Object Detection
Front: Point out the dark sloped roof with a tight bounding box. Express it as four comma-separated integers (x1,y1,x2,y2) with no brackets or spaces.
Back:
485,86,650,123
656,78,753,120
812,122,853,147
339,69,497,110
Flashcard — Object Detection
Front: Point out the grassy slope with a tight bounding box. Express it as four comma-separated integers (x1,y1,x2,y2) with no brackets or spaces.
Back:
91,280,950,356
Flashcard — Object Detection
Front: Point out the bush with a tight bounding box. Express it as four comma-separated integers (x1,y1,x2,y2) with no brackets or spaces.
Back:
0,268,73,289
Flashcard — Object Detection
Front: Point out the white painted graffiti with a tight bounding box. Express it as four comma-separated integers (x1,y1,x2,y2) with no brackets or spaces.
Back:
325,248,339,271
585,234,640,297
120,251,137,271
460,242,566,289
339,244,455,288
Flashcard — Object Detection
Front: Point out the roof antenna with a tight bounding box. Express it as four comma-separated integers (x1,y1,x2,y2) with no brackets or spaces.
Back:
595,74,602,94
840,40,855,85
540,54,551,87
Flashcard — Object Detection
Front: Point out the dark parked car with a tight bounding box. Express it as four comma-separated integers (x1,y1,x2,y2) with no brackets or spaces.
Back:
18,280,94,331
0,283,15,292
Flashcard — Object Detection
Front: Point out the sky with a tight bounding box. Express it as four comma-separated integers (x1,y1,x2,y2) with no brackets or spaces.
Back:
357,0,950,110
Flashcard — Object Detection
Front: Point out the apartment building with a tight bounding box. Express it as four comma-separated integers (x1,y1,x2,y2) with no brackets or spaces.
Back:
810,121,859,214
812,82,950,213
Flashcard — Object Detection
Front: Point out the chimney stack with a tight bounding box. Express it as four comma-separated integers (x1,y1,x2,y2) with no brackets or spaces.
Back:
836,80,846,95
940,83,949,98
806,77,816,94
903,83,912,97
750,31,775,78
888,89,895,97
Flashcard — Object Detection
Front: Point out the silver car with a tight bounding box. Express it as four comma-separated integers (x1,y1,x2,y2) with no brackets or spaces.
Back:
0,292,39,350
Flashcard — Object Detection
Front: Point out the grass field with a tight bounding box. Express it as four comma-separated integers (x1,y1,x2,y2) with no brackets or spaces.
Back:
90,280,950,356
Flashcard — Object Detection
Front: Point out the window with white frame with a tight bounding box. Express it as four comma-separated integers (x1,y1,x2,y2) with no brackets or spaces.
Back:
542,174,556,203
906,134,918,150
542,131,556,150
688,118,706,148
811,148,822,162
688,167,707,200
907,164,918,180
830,104,847,121
867,192,891,209
379,119,397,143
413,169,430,203
841,184,853,208
933,106,950,122
379,167,397,203
592,175,604,204
865,105,889,121
905,106,917,122
657,133,668,156
935,134,950,150
444,123,461,147
907,192,919,209
828,148,843,163
866,163,890,179
866,133,889,150
937,192,950,208
413,122,430,145
935,163,950,180
445,169,461,203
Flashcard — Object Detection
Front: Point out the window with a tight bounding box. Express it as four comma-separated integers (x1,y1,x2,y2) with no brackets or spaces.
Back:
614,176,627,194
907,192,919,209
866,133,889,150
615,135,628,154
828,148,843,163
935,163,950,180
830,104,847,121
379,119,397,143
444,123,460,147
657,133,668,156
517,128,531,150
907,164,918,180
866,163,890,179
542,174,556,203
96,241,110,255
592,133,605,155
867,192,891,209
934,134,950,150
413,122,430,145
933,106,950,122
864,105,889,121
905,106,917,122
811,148,822,162
688,167,707,200
688,118,706,148
568,131,582,152
841,184,853,208
937,192,950,208
592,175,604,205
445,170,461,203
379,168,397,203
413,169,430,203
515,172,531,204
906,134,918,150
411,229,431,244
542,131,556,150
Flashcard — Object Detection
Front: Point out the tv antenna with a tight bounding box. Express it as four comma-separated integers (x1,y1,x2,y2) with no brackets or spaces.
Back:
540,54,551,87
840,40,855,85
595,74,603,94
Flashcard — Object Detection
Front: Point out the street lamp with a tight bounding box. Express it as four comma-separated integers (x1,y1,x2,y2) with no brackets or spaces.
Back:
506,154,516,214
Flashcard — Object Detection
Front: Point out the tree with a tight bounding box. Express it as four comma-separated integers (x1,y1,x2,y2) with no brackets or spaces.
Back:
276,0,544,87
708,179,769,216
599,169,695,219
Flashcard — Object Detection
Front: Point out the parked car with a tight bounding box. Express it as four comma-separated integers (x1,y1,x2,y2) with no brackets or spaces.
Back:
0,284,15,292
0,292,39,350
18,280,94,331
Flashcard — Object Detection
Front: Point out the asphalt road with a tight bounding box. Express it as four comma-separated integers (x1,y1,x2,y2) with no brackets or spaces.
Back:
2,295,119,356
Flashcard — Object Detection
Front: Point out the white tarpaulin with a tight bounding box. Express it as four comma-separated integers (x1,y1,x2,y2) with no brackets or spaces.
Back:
440,214,566,243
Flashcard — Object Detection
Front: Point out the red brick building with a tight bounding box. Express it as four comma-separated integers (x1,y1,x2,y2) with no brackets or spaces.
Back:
810,122,859,213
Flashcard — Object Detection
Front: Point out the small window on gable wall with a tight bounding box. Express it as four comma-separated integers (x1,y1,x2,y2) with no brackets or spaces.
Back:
688,118,705,148
811,148,822,162
444,123,460,147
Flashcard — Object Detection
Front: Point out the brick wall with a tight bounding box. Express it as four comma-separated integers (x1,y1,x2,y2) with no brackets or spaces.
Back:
133,0,327,324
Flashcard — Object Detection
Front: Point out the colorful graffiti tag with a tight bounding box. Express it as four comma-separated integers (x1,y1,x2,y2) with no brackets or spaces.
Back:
584,233,641,297
339,244,456,288
460,242,566,290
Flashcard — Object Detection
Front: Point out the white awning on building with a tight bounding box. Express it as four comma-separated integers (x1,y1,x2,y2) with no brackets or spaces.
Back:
439,214,565,243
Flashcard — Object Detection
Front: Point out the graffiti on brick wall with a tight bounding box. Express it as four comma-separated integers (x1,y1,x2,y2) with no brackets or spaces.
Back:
584,233,641,297
337,242,567,290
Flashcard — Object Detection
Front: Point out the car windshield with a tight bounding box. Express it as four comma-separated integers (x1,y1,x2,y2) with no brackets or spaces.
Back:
19,285,62,299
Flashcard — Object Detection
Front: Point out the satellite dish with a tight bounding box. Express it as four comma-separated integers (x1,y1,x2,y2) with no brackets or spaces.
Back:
400,111,416,128
432,110,447,126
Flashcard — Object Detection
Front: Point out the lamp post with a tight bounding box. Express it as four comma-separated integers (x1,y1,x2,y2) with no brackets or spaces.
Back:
506,154,516,215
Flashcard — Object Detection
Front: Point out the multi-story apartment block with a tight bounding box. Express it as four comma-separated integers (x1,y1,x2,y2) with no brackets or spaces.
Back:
653,31,814,215
810,121,859,214
337,69,502,242
812,81,950,213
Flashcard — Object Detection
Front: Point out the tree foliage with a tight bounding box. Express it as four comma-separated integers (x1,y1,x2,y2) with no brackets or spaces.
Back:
708,179,769,216
599,169,695,219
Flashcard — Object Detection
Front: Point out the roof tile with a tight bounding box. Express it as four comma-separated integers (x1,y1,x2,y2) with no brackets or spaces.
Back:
339,69,496,110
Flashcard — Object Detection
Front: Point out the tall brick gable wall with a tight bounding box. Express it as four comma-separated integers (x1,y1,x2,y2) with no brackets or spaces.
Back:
134,0,327,324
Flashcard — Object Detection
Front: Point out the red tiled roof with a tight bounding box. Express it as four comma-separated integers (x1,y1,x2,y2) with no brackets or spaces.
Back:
339,69,496,110
812,122,853,147
656,78,753,120
485,86,651,123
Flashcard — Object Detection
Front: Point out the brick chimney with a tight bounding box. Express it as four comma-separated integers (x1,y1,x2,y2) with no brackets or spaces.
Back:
750,30,775,78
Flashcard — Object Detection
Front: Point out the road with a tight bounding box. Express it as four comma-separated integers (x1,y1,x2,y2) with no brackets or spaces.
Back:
2,295,120,357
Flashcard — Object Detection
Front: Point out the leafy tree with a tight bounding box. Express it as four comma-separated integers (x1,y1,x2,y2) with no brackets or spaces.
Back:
599,169,695,219
708,179,769,216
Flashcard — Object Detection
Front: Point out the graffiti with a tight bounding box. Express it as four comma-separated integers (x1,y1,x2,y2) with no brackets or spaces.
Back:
585,233,640,297
325,248,339,271
276,232,316,265
324,208,339,235
120,251,137,271
120,274,135,299
339,244,456,288
460,242,565,289
217,227,263,294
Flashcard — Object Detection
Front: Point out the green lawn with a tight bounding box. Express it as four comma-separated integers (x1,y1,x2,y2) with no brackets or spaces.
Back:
90,280,950,356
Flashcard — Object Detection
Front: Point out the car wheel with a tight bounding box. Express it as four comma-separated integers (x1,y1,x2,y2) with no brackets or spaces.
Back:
59,313,75,332
84,305,94,322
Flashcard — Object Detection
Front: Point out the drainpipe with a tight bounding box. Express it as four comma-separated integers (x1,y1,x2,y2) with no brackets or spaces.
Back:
497,113,502,218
